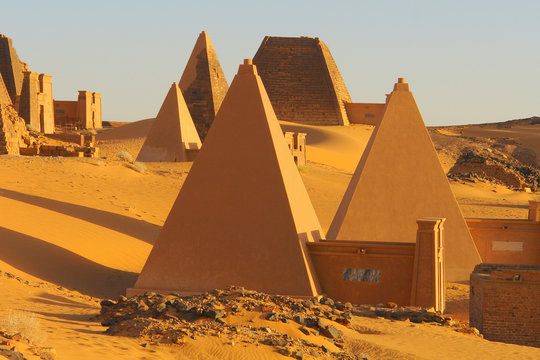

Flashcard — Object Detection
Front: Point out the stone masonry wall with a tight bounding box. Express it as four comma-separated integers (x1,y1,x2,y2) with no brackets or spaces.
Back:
253,36,352,126
0,104,28,154
470,263,540,347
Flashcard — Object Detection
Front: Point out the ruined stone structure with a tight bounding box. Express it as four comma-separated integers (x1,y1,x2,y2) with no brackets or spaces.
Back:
327,78,481,282
284,132,306,166
470,263,540,347
0,34,26,107
137,82,201,162
18,71,54,134
0,104,28,154
253,36,351,126
179,31,228,139
54,91,102,131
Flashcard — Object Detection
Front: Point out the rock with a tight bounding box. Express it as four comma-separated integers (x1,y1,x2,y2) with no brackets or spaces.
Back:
320,297,334,307
356,354,369,360
278,348,292,356
299,327,310,335
309,349,320,357
141,343,150,348
271,338,288,347
320,324,342,339
144,292,156,298
155,303,167,312
38,347,57,360
0,349,26,360
204,308,226,319
301,300,314,309
293,350,303,359
266,312,279,322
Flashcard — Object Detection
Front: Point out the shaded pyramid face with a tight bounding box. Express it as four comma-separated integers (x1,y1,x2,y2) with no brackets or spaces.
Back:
326,79,481,282
0,73,12,106
179,31,229,140
131,60,323,297
136,82,201,162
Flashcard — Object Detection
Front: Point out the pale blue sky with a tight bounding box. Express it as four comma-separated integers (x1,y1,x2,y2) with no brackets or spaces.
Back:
2,0,539,126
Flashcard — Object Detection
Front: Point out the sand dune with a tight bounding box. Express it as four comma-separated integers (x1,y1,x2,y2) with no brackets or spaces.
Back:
0,119,538,359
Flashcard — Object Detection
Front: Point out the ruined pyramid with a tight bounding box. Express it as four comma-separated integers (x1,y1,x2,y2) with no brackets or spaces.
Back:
179,31,229,140
326,78,481,282
136,82,202,162
129,59,323,297
0,73,12,106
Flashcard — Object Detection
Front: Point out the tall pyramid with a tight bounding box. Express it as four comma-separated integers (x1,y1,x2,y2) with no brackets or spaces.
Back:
0,34,26,105
253,36,352,126
327,78,481,282
179,31,229,140
129,59,323,297
136,82,201,162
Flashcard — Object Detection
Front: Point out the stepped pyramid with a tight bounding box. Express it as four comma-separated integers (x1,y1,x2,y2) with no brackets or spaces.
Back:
327,78,481,282
129,59,323,297
253,36,351,126
136,82,201,162
179,31,229,140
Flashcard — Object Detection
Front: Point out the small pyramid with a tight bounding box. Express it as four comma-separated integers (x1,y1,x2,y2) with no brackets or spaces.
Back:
130,59,323,297
179,31,229,140
136,82,201,162
327,78,481,282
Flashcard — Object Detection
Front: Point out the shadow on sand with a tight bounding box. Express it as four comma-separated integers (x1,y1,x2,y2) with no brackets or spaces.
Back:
0,188,161,244
0,227,138,298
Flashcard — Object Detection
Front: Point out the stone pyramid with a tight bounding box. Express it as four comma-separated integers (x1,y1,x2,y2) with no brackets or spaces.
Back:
326,78,481,282
0,73,12,106
129,60,323,297
179,31,229,140
136,82,201,162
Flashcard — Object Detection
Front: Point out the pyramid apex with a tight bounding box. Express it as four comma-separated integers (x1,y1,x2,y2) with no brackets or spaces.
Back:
238,59,257,75
393,77,410,92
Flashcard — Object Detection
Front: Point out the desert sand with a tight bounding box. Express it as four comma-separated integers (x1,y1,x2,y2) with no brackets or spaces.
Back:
0,119,538,359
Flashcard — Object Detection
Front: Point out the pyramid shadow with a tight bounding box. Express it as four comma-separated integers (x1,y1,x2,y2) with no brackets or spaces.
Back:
0,188,161,244
0,227,138,298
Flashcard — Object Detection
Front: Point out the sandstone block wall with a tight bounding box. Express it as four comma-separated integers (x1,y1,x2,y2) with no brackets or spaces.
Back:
0,104,28,154
253,36,351,126
470,263,540,347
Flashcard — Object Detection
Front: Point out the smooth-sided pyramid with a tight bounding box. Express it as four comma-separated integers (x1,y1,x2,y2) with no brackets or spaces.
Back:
326,78,481,282
136,82,202,162
179,31,229,140
129,59,323,297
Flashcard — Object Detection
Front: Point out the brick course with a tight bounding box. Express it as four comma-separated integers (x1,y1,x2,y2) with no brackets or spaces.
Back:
470,263,540,347
253,36,351,126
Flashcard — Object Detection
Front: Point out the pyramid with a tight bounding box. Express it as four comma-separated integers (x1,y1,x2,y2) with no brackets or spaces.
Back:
136,82,201,162
0,73,12,106
253,36,351,125
179,31,229,140
129,59,323,297
326,78,481,282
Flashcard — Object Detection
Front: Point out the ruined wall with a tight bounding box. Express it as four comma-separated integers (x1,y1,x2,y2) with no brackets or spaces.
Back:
0,73,12,106
77,91,102,129
253,36,351,125
466,219,540,265
284,132,306,166
470,264,540,347
0,34,26,105
0,104,28,154
345,103,386,125
53,100,78,130
19,71,54,134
